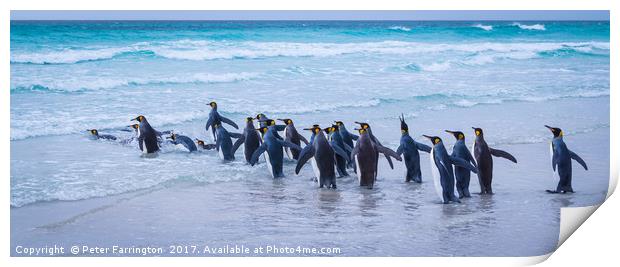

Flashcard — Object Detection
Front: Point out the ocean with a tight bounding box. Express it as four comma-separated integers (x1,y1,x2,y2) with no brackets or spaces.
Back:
10,20,610,256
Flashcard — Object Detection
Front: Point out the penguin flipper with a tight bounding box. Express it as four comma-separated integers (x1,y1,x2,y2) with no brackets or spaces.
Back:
396,144,403,156
465,148,478,168
415,142,432,153
229,132,244,139
377,145,402,162
331,143,350,161
275,125,286,131
569,150,588,170
489,148,517,163
220,116,239,129
249,143,267,166
232,137,245,154
295,145,316,174
205,116,214,131
350,133,359,140
279,139,302,152
298,134,309,145
450,156,478,174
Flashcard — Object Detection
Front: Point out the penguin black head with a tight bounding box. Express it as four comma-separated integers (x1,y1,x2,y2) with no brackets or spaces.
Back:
354,127,367,134
354,121,370,130
128,124,139,130
334,121,344,127
255,113,265,120
472,127,483,137
399,114,409,134
208,101,217,108
195,139,205,146
245,117,254,123
303,125,322,135
278,118,293,125
167,133,177,141
87,129,99,136
423,135,442,145
131,115,146,122
261,119,276,126
323,126,337,134
445,130,465,140
545,125,563,138
256,127,268,136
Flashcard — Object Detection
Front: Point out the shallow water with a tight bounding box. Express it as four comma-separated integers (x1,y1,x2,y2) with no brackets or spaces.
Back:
10,20,610,256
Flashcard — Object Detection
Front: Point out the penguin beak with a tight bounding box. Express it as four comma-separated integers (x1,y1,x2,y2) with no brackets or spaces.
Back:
445,130,454,134
422,135,433,140
353,128,361,131
544,125,553,130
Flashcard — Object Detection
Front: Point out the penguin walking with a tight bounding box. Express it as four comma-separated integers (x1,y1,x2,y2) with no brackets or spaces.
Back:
205,101,239,141
255,113,270,128
250,120,302,178
86,129,118,141
278,118,309,160
166,133,197,152
296,125,349,188
445,130,477,198
231,117,263,164
544,125,588,193
213,123,243,161
195,139,217,150
335,121,358,168
354,122,396,169
131,115,160,154
471,127,518,194
423,135,478,204
324,125,352,177
395,115,432,183
351,127,402,189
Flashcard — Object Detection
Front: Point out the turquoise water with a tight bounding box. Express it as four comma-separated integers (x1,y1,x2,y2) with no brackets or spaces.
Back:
10,20,610,256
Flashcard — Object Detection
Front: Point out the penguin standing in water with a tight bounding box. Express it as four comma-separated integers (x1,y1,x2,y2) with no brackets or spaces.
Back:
131,115,160,154
194,139,217,150
351,127,402,189
296,125,349,188
354,122,396,169
471,127,518,194
544,125,588,193
334,121,358,167
395,115,431,183
166,133,197,152
231,117,263,164
445,130,477,198
256,113,270,128
213,122,243,161
86,129,118,141
325,125,352,177
205,101,238,141
278,118,308,160
423,135,478,204
250,120,302,178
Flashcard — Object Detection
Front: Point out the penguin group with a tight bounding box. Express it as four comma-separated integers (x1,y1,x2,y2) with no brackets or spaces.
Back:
86,103,589,203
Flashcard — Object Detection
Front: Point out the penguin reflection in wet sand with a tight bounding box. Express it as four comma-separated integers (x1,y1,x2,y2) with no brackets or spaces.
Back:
131,115,160,154
250,120,302,178
445,130,477,198
395,115,432,183
231,117,263,164
296,125,349,188
205,101,238,141
167,133,197,152
424,135,478,204
351,127,402,189
278,118,309,160
545,125,588,194
87,129,117,141
471,127,517,194
213,122,244,161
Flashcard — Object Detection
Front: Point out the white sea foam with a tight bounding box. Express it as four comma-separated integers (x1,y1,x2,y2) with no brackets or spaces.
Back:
512,23,546,31
388,26,412,32
473,24,493,31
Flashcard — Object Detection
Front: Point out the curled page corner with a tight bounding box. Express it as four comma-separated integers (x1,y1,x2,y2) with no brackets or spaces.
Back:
557,204,601,248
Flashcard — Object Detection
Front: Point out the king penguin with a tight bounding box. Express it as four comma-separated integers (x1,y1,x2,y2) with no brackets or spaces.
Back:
205,101,239,141
471,127,517,194
351,127,402,189
324,125,352,177
445,130,477,198
395,115,432,183
250,120,302,178
335,120,358,168
166,132,197,152
231,117,263,164
213,122,243,161
423,135,478,204
278,118,309,160
295,125,348,188
544,125,588,193
86,129,118,141
131,115,160,154
195,139,217,150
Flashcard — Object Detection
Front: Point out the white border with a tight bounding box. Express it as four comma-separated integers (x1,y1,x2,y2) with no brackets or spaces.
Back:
2,1,617,266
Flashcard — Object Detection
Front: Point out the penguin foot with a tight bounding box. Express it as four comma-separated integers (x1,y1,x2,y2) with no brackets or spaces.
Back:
546,190,559,194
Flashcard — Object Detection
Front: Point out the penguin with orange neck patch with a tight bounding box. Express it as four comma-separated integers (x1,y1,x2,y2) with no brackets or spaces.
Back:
445,130,477,198
295,125,348,188
130,115,160,154
545,125,588,193
471,127,517,194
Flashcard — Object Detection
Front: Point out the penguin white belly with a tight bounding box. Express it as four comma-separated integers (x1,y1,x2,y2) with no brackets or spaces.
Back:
142,140,148,154
218,147,224,159
355,155,362,185
283,128,293,159
264,151,274,178
550,143,559,183
311,157,320,180
470,141,477,165
429,148,444,202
